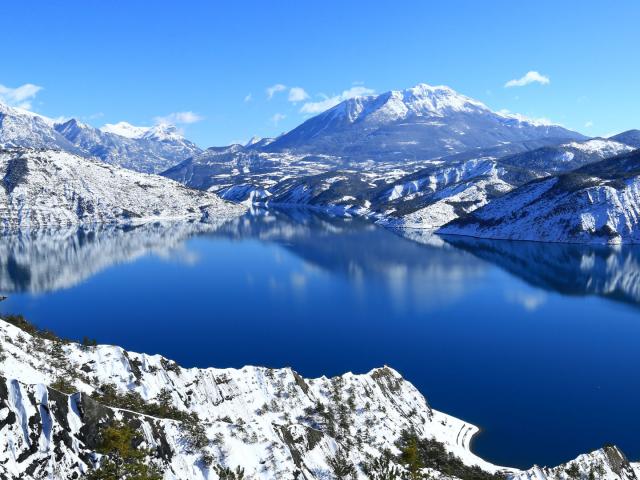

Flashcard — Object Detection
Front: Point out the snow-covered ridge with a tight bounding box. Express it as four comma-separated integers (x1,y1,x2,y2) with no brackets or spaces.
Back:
0,317,637,479
0,148,245,230
440,150,640,244
562,138,633,157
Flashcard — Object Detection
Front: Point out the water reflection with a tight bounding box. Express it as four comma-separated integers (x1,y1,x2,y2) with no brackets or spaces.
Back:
442,234,640,306
2,210,640,309
0,222,216,293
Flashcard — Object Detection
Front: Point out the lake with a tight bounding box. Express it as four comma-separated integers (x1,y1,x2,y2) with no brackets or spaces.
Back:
1,208,639,469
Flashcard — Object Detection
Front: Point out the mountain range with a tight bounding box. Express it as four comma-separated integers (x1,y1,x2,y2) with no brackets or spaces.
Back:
2,83,640,243
0,102,200,173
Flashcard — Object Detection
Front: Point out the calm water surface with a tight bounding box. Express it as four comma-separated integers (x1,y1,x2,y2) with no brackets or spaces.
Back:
1,209,639,469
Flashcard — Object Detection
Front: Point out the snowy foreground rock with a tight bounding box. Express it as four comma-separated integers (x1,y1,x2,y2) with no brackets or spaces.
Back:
0,319,637,479
0,148,246,230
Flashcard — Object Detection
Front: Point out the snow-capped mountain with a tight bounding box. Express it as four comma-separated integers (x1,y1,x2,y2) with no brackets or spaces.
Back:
163,82,595,229
101,120,151,138
0,101,201,173
0,316,637,480
0,102,80,152
0,148,245,230
440,149,640,243
54,118,201,173
265,83,586,159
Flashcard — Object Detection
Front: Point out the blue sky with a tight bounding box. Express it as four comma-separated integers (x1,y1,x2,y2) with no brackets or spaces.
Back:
2,0,639,146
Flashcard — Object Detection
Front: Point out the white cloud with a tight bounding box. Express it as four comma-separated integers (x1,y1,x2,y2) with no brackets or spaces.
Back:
153,111,203,125
244,93,252,102
288,87,309,102
270,113,286,125
300,86,375,115
0,83,43,110
585,121,594,128
504,71,550,88
266,84,286,100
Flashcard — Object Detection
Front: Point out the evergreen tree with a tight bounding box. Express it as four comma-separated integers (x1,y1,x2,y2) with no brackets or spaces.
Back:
87,421,162,480
214,465,245,479
363,452,402,480
327,448,356,480
400,436,424,480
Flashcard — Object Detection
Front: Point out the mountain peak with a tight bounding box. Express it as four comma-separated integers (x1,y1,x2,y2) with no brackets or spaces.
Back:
142,123,183,142
100,121,150,139
265,82,584,156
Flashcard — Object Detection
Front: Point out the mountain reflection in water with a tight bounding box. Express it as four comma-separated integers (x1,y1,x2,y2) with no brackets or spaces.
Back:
2,209,640,309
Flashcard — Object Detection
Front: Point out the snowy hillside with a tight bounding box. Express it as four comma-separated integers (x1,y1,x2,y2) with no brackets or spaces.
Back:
0,317,637,479
197,138,632,233
377,138,634,229
0,148,245,230
440,150,640,243
162,145,341,196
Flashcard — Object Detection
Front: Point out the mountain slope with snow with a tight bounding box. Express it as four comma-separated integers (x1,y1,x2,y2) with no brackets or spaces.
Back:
0,103,80,152
440,150,640,243
55,119,201,173
0,148,245,230
0,317,637,480
610,129,640,149
376,138,635,229
265,83,586,159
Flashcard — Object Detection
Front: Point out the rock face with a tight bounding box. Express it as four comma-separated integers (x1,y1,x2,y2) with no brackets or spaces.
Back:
440,150,640,244
0,102,200,174
0,317,637,479
0,148,245,230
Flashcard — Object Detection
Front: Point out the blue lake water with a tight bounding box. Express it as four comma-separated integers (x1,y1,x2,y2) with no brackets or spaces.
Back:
1,208,640,469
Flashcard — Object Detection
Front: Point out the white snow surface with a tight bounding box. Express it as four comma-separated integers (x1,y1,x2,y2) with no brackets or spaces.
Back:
440,173,640,244
0,148,246,230
100,121,151,139
563,139,634,157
